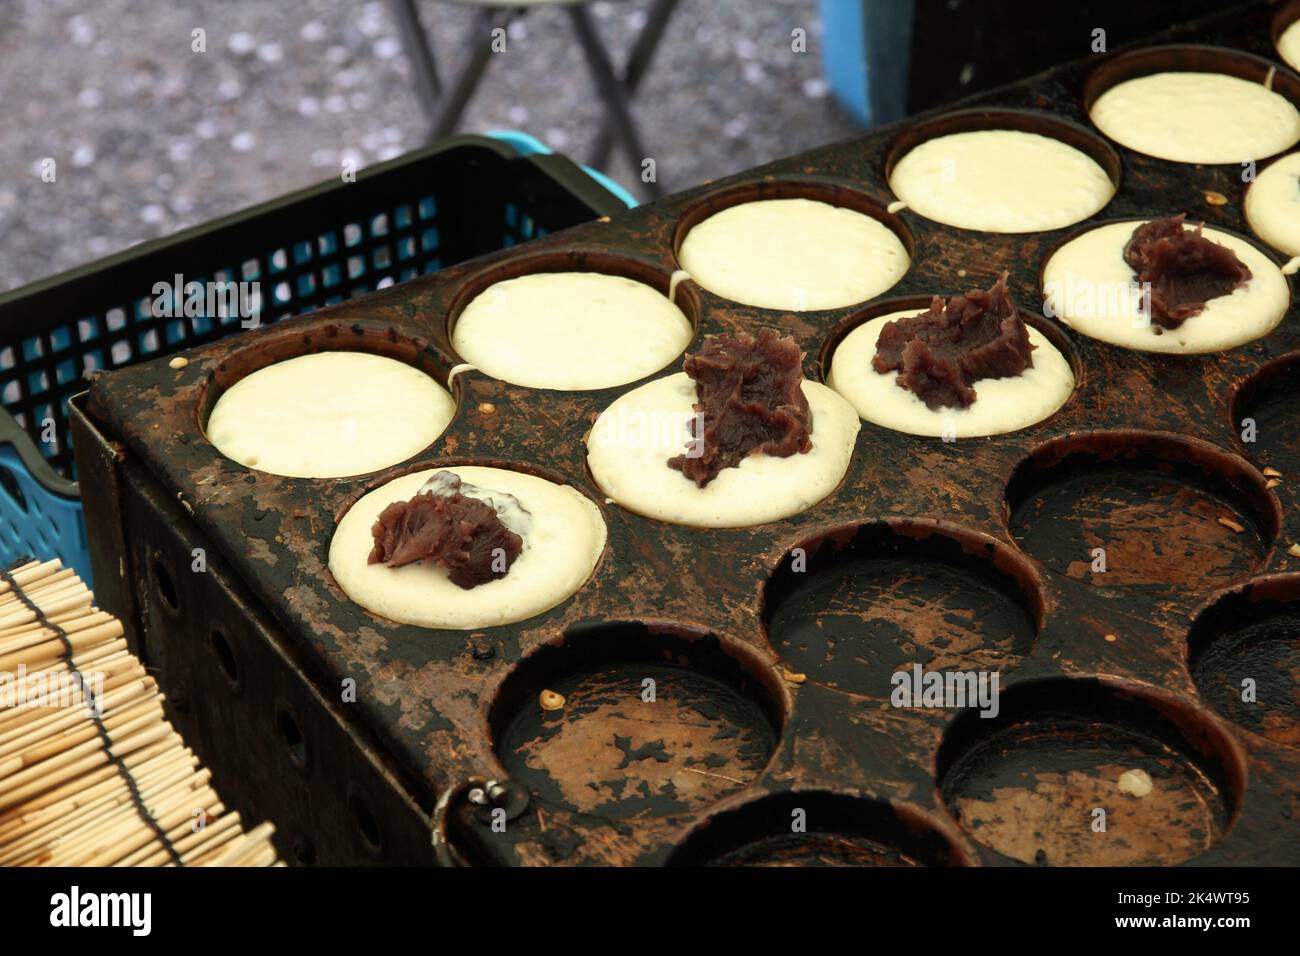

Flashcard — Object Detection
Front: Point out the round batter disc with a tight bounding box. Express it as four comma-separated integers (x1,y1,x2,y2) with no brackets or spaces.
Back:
586,373,860,528
676,198,909,311
1282,19,1300,73
329,466,606,630
452,272,692,390
206,351,455,479
1089,71,1300,164
1245,151,1300,258
1042,219,1289,353
827,312,1075,438
887,129,1115,233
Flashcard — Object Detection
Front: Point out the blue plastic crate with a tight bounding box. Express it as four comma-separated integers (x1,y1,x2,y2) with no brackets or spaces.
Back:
0,132,634,585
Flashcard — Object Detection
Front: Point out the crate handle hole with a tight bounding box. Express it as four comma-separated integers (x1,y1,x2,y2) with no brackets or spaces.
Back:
209,628,240,688
275,703,308,769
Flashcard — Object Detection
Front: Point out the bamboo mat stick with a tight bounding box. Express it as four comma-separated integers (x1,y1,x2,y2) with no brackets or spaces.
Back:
4,760,202,866
0,675,149,751
0,755,194,861
3,696,164,770
199,822,278,867
0,560,279,866
117,795,228,868
62,786,219,867
0,751,197,860
45,782,218,867
0,611,121,657
165,812,245,866
0,736,184,827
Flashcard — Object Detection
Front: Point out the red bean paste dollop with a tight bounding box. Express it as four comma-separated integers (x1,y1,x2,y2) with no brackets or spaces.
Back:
872,272,1034,410
668,328,812,488
1122,214,1251,330
368,473,523,589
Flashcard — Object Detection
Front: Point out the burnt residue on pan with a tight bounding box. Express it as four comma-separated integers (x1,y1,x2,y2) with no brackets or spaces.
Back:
668,790,971,867
1231,351,1300,477
1006,432,1278,590
1190,578,1300,749
489,623,783,821
497,664,776,819
763,522,1041,696
936,678,1242,866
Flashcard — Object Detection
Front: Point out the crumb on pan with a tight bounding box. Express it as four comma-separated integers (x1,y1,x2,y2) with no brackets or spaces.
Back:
1118,768,1154,797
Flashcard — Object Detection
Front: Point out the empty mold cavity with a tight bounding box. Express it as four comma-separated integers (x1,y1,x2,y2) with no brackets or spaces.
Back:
668,791,971,867
763,521,1043,697
1083,45,1300,165
490,622,784,820
445,250,698,391
1189,576,1300,749
937,677,1244,866
200,321,456,479
1007,433,1278,590
1232,352,1300,475
671,179,912,312
884,108,1120,233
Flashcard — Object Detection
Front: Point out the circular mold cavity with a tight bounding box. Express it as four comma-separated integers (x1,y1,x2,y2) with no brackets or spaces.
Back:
445,250,697,391
201,322,456,479
937,677,1245,866
883,108,1120,233
821,294,1081,438
328,463,607,630
1276,0,1300,73
671,179,912,312
1084,46,1300,165
1189,575,1300,749
1006,432,1279,590
763,521,1044,697
489,622,785,821
585,369,861,529
668,791,971,867
1040,217,1291,355
1232,351,1300,474
1244,151,1300,261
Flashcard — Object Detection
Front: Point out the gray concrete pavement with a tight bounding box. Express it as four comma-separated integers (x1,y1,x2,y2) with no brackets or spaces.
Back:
0,0,858,291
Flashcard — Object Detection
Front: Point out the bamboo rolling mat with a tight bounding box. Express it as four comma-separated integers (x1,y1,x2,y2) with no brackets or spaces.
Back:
0,558,281,866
